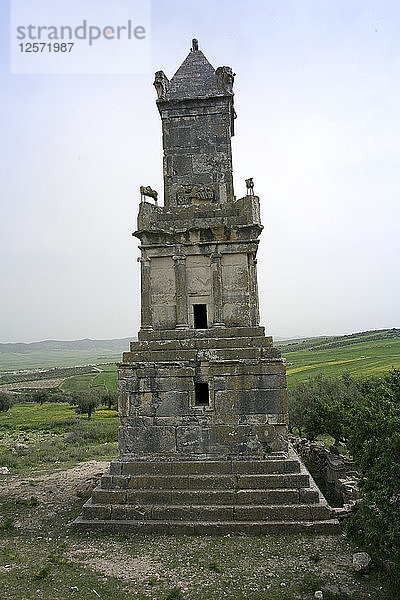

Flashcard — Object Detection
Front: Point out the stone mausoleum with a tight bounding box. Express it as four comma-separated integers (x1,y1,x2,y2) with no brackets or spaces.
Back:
74,41,339,534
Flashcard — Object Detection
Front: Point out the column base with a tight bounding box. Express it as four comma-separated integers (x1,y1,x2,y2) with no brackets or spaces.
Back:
175,324,190,330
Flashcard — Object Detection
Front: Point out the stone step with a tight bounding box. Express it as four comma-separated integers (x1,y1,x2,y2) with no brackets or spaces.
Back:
137,326,266,342
100,472,310,491
92,487,320,506
72,517,341,535
123,346,281,363
109,459,300,476
130,336,274,352
82,501,332,522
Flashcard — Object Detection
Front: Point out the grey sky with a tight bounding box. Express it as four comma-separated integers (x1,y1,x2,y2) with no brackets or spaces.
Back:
1,0,399,343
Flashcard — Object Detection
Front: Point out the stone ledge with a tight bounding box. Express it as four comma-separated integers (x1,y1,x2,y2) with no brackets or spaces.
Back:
72,517,341,535
137,326,266,341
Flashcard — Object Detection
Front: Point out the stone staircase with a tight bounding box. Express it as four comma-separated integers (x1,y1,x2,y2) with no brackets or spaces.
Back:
73,450,340,534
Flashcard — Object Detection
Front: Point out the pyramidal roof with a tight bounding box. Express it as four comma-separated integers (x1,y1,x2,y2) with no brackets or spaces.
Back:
167,46,221,100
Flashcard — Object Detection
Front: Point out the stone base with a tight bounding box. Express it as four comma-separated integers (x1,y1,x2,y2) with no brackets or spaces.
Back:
72,448,340,535
118,326,289,458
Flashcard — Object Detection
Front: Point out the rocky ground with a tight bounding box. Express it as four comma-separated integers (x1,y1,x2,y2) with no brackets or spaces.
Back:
0,461,395,600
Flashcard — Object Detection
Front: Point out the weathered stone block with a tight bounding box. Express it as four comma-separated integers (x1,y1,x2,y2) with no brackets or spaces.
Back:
119,426,176,455
176,426,211,454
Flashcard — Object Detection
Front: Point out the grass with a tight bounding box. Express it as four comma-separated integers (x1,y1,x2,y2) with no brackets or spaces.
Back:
0,402,118,473
60,373,99,392
0,524,396,600
0,348,124,371
91,365,118,392
281,331,400,387
59,364,118,393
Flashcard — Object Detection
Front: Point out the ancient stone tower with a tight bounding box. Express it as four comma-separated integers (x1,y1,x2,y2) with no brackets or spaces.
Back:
74,41,339,534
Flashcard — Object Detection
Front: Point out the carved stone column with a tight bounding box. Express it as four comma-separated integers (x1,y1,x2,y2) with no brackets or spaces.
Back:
138,252,152,331
211,248,224,327
173,248,189,329
248,253,260,326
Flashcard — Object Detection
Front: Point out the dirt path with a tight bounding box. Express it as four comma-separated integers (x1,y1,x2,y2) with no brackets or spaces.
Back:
1,378,66,392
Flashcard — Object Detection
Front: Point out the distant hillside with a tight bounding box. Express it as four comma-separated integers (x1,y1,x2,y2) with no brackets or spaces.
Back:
279,328,400,387
0,337,135,372
1,328,399,376
0,337,134,354
278,328,399,352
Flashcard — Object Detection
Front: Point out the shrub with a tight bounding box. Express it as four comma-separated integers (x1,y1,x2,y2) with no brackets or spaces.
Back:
345,369,400,582
291,369,400,583
288,371,360,444
48,391,70,403
0,391,14,412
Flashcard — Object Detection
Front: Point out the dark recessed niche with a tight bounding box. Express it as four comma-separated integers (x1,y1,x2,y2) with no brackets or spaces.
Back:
194,381,210,406
193,304,208,329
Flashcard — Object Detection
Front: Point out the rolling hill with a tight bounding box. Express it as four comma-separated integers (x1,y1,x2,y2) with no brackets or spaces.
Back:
0,338,134,372
1,330,399,390
278,328,400,386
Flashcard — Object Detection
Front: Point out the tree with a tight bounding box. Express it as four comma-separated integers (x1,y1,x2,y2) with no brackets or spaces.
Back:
288,372,359,444
101,390,118,410
32,389,49,406
0,391,13,412
345,368,400,580
291,369,400,582
287,380,315,435
48,391,69,403
72,390,100,419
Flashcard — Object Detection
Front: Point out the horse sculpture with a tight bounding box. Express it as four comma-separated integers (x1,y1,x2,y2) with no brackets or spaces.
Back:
245,178,254,196
140,186,158,204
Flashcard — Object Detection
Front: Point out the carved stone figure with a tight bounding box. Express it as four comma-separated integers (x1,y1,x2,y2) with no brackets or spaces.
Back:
176,184,215,204
216,66,235,94
140,185,158,202
245,177,254,195
153,70,169,100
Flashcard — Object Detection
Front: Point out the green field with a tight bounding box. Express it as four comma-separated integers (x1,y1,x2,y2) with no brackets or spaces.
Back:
280,329,400,386
0,401,118,429
60,364,118,393
0,349,123,372
0,402,118,473
0,338,132,372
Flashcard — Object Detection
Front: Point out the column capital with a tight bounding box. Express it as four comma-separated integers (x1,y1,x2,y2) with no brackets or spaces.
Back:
172,253,186,263
172,244,186,263
138,249,151,265
210,248,222,264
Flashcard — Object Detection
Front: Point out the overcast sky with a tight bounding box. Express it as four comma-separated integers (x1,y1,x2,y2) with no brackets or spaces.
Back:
1,0,399,343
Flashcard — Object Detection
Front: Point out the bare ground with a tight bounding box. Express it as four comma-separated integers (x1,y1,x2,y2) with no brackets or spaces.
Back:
0,461,393,599
1,460,108,529
2,378,66,392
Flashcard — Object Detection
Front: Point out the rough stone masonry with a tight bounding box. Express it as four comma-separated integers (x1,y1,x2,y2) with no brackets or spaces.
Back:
74,40,340,534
